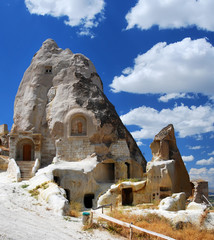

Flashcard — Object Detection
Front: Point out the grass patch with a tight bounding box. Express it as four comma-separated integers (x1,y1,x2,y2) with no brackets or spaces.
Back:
28,181,51,198
116,178,141,185
103,210,214,240
69,201,81,218
21,184,29,189
28,188,39,198
82,222,100,231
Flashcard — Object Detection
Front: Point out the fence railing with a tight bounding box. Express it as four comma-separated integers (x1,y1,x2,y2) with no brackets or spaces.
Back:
91,205,175,240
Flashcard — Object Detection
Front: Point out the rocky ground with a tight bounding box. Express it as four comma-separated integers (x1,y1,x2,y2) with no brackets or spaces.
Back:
0,171,124,240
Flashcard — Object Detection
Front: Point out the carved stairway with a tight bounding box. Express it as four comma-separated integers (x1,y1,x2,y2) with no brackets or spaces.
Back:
16,161,35,180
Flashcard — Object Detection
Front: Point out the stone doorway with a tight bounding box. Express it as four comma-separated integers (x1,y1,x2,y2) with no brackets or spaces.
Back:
84,194,94,208
122,188,133,205
23,144,32,161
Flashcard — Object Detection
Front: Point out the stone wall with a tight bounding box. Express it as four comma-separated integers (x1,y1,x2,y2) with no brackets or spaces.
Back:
0,124,8,136
9,132,42,162
41,136,56,166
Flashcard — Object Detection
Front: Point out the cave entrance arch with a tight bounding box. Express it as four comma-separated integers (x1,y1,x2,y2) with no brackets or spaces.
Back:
84,194,94,208
122,188,133,206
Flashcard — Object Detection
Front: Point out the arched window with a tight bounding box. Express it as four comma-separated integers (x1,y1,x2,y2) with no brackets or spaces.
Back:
71,116,87,136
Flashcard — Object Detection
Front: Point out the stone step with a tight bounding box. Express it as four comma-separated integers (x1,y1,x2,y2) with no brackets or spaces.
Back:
17,161,35,166
16,161,35,181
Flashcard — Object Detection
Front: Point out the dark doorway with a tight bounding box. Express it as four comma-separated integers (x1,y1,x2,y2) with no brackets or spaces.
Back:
122,188,133,205
23,144,32,161
65,189,70,202
54,176,60,185
105,163,115,182
84,194,95,208
125,162,130,178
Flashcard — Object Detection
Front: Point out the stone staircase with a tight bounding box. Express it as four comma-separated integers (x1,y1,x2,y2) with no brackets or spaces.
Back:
16,161,35,180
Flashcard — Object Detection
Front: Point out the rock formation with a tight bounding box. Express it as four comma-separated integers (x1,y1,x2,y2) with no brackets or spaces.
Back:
192,179,209,204
8,39,146,209
158,192,186,211
98,124,192,207
150,124,192,197
0,124,9,170
10,39,146,172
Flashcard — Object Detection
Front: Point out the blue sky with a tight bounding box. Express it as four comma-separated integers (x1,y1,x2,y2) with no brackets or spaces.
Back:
0,0,214,189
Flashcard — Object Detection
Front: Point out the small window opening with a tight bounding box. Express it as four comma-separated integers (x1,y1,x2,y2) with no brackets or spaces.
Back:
160,187,170,192
45,66,52,74
160,193,169,199
65,189,70,202
84,194,94,208
125,162,130,179
104,163,115,182
122,188,133,206
54,176,60,185
71,116,87,136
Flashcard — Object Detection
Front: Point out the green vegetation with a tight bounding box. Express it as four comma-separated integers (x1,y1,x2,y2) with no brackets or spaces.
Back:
116,178,142,185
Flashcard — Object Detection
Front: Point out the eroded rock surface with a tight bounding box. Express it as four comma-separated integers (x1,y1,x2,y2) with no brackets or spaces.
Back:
150,124,192,197
11,39,146,171
158,192,186,211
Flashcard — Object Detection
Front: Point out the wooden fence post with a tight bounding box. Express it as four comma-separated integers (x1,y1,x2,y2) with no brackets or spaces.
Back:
90,210,93,224
129,222,133,240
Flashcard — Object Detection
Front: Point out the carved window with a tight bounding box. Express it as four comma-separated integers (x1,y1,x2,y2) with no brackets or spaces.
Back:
71,116,87,136
45,66,52,74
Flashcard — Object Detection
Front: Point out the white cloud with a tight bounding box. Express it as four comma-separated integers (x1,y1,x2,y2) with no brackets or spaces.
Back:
194,134,203,141
25,0,105,36
189,167,214,188
136,141,145,147
158,93,193,102
208,151,214,156
196,157,214,166
110,38,214,97
188,145,202,150
182,155,194,162
120,104,214,139
126,0,214,31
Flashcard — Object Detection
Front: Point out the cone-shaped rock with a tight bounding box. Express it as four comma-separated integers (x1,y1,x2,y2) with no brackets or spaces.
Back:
150,124,192,197
11,39,146,178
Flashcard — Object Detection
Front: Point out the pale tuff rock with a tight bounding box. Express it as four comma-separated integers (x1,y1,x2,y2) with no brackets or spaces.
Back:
150,124,192,197
158,192,186,211
186,202,207,211
98,124,192,207
11,38,146,170
9,39,146,211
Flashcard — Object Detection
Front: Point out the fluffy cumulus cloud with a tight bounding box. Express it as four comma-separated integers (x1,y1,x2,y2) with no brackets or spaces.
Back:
25,0,105,37
158,93,193,103
126,0,214,31
120,104,214,139
110,38,214,97
208,151,214,156
189,167,214,188
196,157,214,165
182,155,194,162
